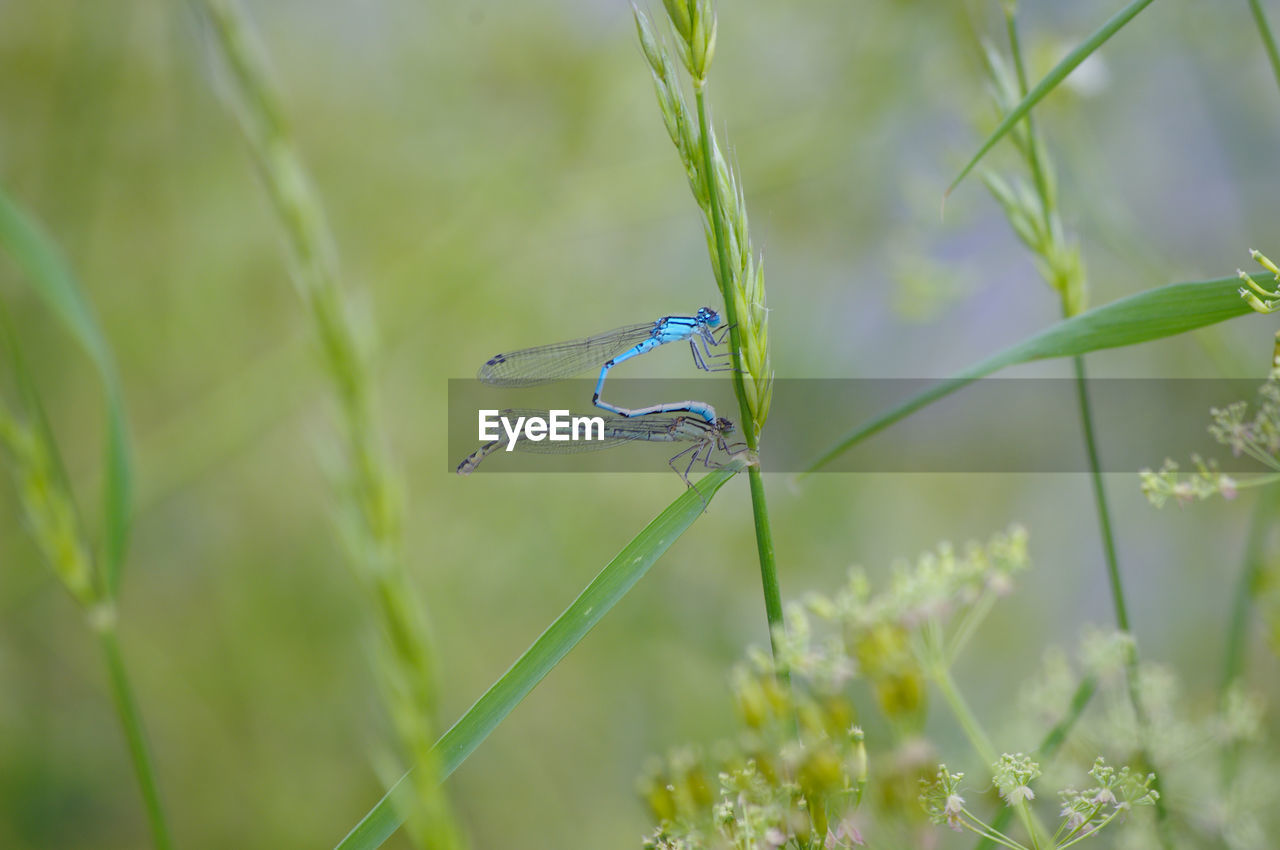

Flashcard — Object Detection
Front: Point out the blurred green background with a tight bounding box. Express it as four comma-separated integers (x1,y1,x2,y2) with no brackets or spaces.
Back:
2,1,1280,847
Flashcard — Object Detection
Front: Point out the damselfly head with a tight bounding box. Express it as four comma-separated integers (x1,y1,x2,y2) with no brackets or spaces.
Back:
715,417,734,435
697,306,722,328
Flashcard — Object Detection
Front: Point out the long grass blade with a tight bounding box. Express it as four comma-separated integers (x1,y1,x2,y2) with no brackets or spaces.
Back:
946,0,1159,197
0,183,132,596
333,457,748,850
805,274,1253,473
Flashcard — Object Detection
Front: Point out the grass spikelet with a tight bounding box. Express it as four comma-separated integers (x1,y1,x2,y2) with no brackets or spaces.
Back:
635,0,783,670
0,374,100,615
634,3,771,439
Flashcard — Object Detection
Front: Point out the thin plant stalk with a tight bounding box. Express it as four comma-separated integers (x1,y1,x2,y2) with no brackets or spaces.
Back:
98,624,174,850
635,1,782,661
929,657,1048,849
2,485,176,850
193,2,462,846
1002,8,1050,210
1036,675,1098,757
997,7,1171,839
692,84,784,656
1067,344,1158,790
973,673,1100,849
1073,351,1170,813
0,430,174,850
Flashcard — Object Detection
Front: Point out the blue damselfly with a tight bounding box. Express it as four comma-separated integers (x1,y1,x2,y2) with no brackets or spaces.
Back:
476,308,731,422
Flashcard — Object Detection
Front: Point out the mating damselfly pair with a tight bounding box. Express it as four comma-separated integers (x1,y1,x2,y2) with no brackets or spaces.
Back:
457,309,743,483
456,409,742,485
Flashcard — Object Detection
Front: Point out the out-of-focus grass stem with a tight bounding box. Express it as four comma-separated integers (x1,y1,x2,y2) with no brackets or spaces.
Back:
193,2,462,846
998,6,1171,840
1002,6,1050,217
929,654,1048,849
97,623,174,850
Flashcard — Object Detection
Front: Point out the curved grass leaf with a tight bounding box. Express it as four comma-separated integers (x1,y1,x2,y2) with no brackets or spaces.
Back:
334,457,749,850
946,0,1159,197
805,274,1253,473
0,184,132,597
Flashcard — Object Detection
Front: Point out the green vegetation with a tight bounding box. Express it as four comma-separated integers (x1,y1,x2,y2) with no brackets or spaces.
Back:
3,1,1280,848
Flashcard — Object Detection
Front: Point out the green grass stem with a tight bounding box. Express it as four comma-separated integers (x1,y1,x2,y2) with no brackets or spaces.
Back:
1003,8,1052,214
193,2,460,846
1072,352,1170,840
931,659,1049,849
98,624,174,850
1008,11,1170,832
693,84,785,660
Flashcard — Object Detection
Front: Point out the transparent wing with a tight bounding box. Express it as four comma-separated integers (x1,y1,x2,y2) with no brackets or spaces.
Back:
476,323,656,386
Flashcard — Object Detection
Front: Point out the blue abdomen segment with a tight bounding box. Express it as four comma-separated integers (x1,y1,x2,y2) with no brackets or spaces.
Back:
592,312,725,423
